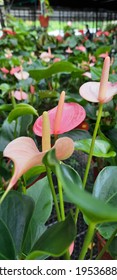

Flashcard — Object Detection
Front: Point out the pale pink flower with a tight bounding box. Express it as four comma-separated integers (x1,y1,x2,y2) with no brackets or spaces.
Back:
69,242,74,255
82,72,92,79
53,57,61,63
14,67,29,80
5,49,13,59
0,67,9,74
67,21,72,27
99,52,109,58
10,66,21,75
75,45,86,52
3,136,74,193
80,56,117,103
12,90,28,100
40,47,54,62
65,47,73,54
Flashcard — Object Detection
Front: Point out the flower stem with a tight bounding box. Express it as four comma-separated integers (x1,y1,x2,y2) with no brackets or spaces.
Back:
57,178,65,220
78,223,95,260
46,166,61,222
83,103,103,188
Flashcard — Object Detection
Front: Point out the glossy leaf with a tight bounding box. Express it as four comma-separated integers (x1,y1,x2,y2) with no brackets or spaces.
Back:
0,104,13,112
108,237,117,258
74,139,116,158
0,219,16,260
8,103,38,123
23,177,53,254
29,61,78,81
0,115,34,152
0,83,11,95
24,165,46,185
60,129,91,141
29,214,76,258
93,166,117,239
43,149,117,225
0,191,35,256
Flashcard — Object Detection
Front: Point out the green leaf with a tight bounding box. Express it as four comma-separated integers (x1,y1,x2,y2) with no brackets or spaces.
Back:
29,61,78,81
28,214,76,259
0,83,11,94
24,165,46,186
0,104,13,112
43,149,117,225
74,139,116,158
0,114,34,152
38,90,58,99
60,129,91,141
8,104,38,123
91,67,102,81
93,166,117,239
0,191,35,256
108,237,117,258
23,177,53,254
0,219,16,260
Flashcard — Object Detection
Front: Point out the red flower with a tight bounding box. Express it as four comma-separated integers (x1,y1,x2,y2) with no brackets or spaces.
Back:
3,29,16,35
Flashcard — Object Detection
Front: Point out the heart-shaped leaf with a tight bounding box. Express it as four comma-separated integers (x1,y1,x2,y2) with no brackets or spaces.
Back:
0,191,35,256
75,139,116,158
27,214,76,259
93,166,117,239
8,104,38,123
0,219,16,260
23,177,53,254
29,61,78,81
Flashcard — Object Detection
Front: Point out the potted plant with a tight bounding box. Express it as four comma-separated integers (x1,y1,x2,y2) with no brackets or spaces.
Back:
39,0,53,28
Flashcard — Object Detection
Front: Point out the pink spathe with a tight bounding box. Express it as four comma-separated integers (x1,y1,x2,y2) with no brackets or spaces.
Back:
33,102,86,136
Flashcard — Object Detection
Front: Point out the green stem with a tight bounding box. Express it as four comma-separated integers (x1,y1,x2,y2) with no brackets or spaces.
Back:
78,223,95,260
11,94,18,138
74,104,103,225
46,166,61,222
74,207,79,225
57,178,65,220
96,227,117,260
83,103,103,188
57,178,70,260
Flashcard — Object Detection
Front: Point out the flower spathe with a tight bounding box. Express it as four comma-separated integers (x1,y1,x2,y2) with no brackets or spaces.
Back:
3,136,74,192
33,102,86,136
12,90,28,101
79,56,117,103
79,81,117,103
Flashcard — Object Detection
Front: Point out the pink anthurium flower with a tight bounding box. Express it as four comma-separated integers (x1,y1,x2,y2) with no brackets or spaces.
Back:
53,57,61,63
14,66,29,80
10,66,21,75
65,47,73,54
69,242,74,255
80,56,117,103
5,49,13,58
99,51,109,58
3,136,74,193
0,67,9,74
82,72,92,79
39,47,54,62
75,45,86,52
12,90,28,100
33,91,86,136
